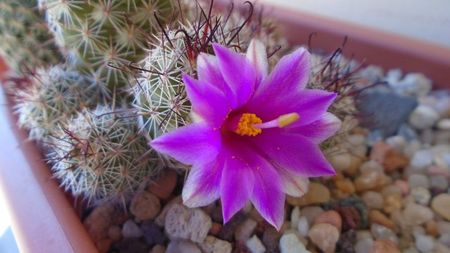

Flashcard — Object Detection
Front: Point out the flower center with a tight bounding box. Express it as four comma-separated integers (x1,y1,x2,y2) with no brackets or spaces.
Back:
234,112,300,137
235,113,262,136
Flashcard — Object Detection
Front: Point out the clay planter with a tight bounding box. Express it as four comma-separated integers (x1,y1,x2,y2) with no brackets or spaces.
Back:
0,2,449,253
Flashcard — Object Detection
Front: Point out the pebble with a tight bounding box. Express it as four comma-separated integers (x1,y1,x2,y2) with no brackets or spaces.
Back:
432,194,450,221
297,216,309,237
115,238,149,253
164,203,212,243
436,242,450,253
287,182,330,206
200,236,232,253
141,221,166,245
308,223,340,253
154,197,182,226
83,202,122,251
314,210,342,231
245,235,266,253
147,170,177,200
121,220,143,238
410,149,433,171
369,210,396,230
329,152,363,176
370,224,398,244
409,105,440,129
383,149,409,172
395,73,432,97
335,178,356,194
166,240,201,253
355,171,381,192
279,233,310,253
437,119,450,130
430,176,449,191
415,234,435,253
301,206,324,225
362,191,384,209
355,238,374,253
369,239,401,253
130,191,161,221
403,203,434,226
150,245,166,253
426,220,440,237
385,135,407,151
439,233,450,247
235,218,258,242
411,187,431,205
262,227,281,252
437,221,450,234
408,174,430,189
107,225,122,242
290,207,301,229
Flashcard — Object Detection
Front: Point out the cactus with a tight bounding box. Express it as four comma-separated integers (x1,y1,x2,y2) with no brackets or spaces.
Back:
131,2,286,141
14,64,101,141
40,0,173,90
47,106,161,204
0,0,61,74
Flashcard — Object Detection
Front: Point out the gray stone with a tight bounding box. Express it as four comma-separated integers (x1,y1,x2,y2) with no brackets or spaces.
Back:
121,220,143,238
356,88,418,136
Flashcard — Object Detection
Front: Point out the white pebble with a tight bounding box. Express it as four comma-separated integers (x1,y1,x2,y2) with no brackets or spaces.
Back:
411,187,431,205
411,149,433,171
246,235,266,253
409,105,440,130
438,119,450,130
355,238,374,253
290,207,301,229
297,216,309,237
279,233,310,253
415,234,435,253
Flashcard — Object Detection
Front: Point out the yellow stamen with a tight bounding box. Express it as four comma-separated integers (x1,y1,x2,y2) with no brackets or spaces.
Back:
278,113,300,127
235,113,262,136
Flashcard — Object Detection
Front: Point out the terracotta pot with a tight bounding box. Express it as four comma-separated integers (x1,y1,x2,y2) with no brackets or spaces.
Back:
0,2,449,253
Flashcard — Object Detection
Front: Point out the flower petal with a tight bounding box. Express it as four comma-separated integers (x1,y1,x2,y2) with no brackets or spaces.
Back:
278,168,310,197
197,53,234,101
251,158,285,230
150,123,221,165
250,130,336,177
182,74,231,127
182,156,225,207
288,112,341,143
252,47,310,101
246,89,337,127
246,39,268,84
213,43,257,108
220,146,255,223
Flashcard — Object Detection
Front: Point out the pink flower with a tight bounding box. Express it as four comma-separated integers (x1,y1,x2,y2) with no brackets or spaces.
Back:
151,40,341,229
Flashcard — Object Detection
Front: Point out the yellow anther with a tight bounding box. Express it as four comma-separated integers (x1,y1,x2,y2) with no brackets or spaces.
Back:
235,113,262,136
278,112,300,127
